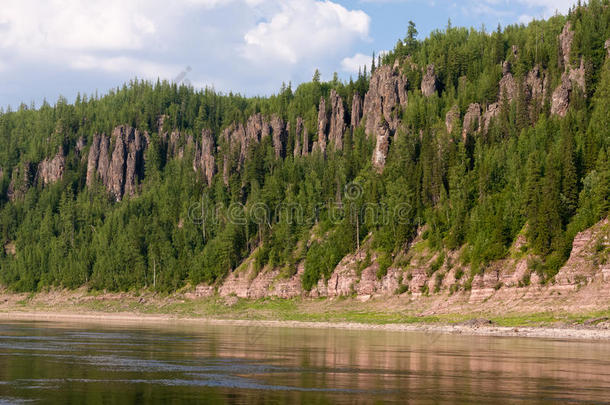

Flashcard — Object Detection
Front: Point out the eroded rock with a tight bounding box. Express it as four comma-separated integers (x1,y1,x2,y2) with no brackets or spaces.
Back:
37,148,65,186
362,64,408,170
421,64,438,97
193,129,216,187
445,105,460,134
328,89,346,150
462,103,481,140
86,125,148,200
314,97,328,154
351,92,363,128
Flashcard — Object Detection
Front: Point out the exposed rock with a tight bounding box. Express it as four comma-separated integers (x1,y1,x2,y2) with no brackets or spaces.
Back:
245,113,268,153
7,161,34,202
499,68,518,104
551,23,586,117
558,21,575,69
314,96,328,154
525,65,547,102
551,73,573,117
293,117,304,157
328,89,346,150
193,129,216,187
270,114,287,158
76,137,86,156
421,64,438,97
554,218,609,286
445,105,460,134
606,39,610,58
351,92,363,128
221,122,246,185
86,134,101,187
302,126,309,156
362,64,408,170
568,58,586,93
371,120,391,170
86,126,147,201
37,148,65,186
164,130,194,160
462,103,481,140
482,102,501,134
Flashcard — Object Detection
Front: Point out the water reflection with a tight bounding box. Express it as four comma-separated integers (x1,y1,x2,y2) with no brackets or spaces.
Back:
0,321,608,404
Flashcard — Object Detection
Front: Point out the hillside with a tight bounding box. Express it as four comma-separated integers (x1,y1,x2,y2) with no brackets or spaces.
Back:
0,1,608,306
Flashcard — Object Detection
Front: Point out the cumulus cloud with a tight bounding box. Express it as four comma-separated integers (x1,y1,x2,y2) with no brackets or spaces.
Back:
341,53,373,73
243,0,370,64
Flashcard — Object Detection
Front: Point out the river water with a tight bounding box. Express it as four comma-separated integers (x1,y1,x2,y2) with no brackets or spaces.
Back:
0,320,609,404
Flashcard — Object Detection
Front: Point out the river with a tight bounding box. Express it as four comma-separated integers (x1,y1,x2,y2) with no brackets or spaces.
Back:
0,320,609,404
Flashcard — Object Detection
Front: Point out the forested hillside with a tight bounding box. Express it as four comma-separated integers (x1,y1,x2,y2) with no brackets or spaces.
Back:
0,1,608,294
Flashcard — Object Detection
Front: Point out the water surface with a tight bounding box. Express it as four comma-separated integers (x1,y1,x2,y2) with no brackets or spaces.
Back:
0,320,609,404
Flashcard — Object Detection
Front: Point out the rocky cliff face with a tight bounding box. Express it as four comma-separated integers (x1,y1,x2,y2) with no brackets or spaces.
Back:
351,92,363,128
462,103,481,140
328,89,346,150
313,97,328,154
37,148,65,186
498,61,518,103
362,63,408,170
195,218,609,307
551,22,586,117
293,117,308,157
445,105,460,135
86,125,148,201
193,129,216,187
220,113,289,183
421,64,438,97
270,115,287,158
163,131,194,161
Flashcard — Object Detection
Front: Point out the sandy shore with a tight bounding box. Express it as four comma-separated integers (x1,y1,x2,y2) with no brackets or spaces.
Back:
2,310,610,341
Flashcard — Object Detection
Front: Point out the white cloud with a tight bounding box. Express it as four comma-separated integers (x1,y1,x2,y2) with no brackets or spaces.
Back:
514,0,574,17
341,53,372,73
243,0,370,64
69,55,179,80
0,0,373,107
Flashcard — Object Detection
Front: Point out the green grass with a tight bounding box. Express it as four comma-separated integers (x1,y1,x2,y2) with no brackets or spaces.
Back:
4,292,610,329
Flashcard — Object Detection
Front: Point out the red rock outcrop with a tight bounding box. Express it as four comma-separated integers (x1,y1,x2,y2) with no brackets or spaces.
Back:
554,218,609,287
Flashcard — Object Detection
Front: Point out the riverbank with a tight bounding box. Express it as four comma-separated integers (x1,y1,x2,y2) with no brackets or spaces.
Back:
2,310,610,341
1,289,609,341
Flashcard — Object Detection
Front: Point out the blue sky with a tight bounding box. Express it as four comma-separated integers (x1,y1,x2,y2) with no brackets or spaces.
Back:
0,0,576,109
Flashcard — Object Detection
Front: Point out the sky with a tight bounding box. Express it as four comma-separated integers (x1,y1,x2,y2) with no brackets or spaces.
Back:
0,0,577,109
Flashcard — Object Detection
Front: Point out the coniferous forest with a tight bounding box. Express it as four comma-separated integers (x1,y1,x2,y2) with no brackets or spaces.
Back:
0,1,608,294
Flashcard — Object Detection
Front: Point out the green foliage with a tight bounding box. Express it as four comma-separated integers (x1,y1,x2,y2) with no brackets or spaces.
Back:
0,2,608,293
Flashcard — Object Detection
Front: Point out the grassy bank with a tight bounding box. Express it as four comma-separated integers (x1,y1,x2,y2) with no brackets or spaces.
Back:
3,290,610,329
